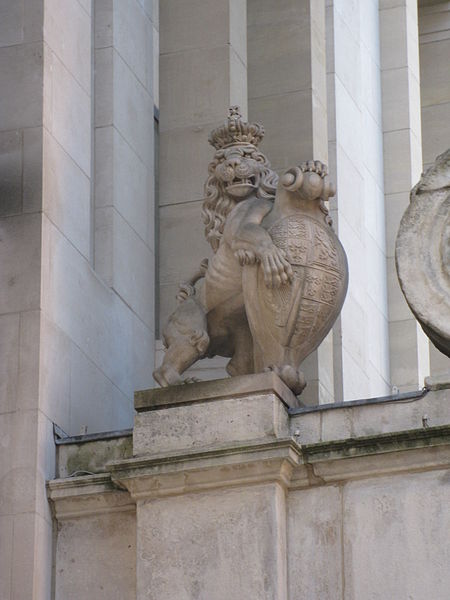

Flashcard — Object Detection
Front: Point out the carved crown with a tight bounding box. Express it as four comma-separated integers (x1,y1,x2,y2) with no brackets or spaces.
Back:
208,106,265,150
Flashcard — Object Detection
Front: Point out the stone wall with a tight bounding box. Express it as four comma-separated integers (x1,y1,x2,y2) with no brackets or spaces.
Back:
48,375,450,600
0,1,157,597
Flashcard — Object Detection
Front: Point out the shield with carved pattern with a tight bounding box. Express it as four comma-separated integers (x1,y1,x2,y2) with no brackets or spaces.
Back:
243,213,348,371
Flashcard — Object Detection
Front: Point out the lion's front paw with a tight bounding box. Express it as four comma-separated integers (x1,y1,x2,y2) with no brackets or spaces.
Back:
259,245,293,288
235,248,257,266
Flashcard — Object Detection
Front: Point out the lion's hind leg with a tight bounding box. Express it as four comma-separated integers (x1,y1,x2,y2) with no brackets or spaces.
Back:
226,326,254,377
153,297,209,387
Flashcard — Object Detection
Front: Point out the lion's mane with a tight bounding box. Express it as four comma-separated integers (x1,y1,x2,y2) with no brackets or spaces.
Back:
201,145,278,252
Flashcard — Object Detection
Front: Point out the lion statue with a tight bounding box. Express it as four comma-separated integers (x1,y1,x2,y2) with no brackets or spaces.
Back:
153,107,278,387
153,108,347,395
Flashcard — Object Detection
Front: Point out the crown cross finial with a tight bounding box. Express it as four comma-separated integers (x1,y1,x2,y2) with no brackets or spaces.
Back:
208,106,265,150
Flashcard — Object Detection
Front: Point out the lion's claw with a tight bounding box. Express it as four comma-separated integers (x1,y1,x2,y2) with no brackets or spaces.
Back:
260,246,293,288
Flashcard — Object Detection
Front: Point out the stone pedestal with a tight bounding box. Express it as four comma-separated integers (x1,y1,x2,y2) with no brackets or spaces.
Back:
111,373,299,600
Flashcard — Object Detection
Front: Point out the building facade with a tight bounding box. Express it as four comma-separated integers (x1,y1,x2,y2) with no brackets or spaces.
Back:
0,0,449,597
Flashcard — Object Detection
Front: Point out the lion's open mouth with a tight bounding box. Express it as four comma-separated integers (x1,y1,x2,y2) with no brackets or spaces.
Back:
225,180,258,198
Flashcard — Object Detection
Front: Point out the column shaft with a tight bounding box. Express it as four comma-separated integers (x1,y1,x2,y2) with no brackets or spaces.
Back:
158,0,248,340
248,0,333,405
380,0,430,391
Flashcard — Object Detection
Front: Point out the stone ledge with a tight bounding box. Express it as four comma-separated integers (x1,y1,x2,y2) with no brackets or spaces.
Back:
301,424,450,462
47,426,450,505
109,438,301,500
425,373,450,391
47,474,135,519
134,371,299,411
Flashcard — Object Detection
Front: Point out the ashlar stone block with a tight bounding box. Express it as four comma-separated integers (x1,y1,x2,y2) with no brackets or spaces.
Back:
343,471,450,600
288,486,343,599
45,47,91,176
43,129,91,260
136,483,287,600
0,42,43,131
158,200,211,287
55,512,136,600
0,129,22,216
0,212,41,314
160,0,230,55
134,372,297,456
160,47,230,130
44,0,91,93
114,0,153,93
0,313,20,414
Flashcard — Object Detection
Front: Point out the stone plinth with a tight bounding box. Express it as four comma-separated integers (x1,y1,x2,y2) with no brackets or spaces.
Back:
112,373,299,600
133,372,298,455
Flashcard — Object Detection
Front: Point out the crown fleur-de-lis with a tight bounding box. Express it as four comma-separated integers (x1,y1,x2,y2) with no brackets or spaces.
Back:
208,107,265,150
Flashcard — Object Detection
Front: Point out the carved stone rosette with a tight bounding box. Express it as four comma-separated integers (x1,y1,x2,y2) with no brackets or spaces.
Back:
396,149,450,358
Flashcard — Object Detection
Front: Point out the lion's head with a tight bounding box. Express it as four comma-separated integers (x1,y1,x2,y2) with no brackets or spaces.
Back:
202,143,278,251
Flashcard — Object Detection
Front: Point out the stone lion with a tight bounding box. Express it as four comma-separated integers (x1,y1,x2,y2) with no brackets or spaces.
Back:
154,109,279,387
153,108,347,395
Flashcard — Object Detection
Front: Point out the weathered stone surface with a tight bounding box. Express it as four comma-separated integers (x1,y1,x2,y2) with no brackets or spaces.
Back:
134,394,289,456
288,486,342,599
396,149,450,359
135,371,297,410
134,373,296,456
54,501,136,599
135,484,287,600
57,434,133,478
425,372,450,391
48,381,450,600
154,108,347,396
291,386,450,444
343,470,450,600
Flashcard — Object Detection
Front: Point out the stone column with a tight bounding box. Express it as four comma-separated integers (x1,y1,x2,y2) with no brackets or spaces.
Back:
418,1,450,377
110,373,299,600
93,0,156,377
326,1,390,401
247,0,333,405
0,1,157,596
158,0,248,336
380,0,430,392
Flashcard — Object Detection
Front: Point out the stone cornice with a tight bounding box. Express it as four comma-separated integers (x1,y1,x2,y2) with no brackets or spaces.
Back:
109,438,302,500
47,425,450,512
291,425,450,488
134,371,299,412
47,473,135,520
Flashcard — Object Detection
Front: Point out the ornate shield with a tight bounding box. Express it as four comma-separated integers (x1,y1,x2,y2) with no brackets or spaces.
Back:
243,214,348,370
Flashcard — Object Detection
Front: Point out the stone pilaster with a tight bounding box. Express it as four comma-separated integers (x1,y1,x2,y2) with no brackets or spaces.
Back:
93,0,156,341
248,0,333,405
380,0,430,392
158,0,248,336
326,0,390,401
418,1,450,378
111,373,298,600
